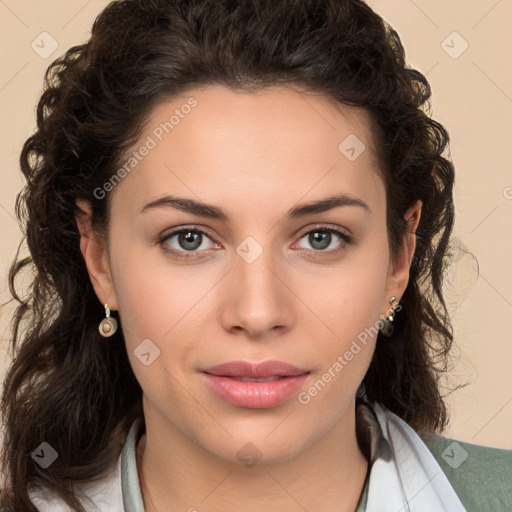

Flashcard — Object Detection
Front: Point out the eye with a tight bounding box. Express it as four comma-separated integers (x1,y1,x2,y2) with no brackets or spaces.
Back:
158,227,218,258
294,226,352,254
157,224,352,260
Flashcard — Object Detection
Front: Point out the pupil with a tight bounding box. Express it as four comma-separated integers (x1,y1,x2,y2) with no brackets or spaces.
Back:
179,231,201,251
310,231,331,250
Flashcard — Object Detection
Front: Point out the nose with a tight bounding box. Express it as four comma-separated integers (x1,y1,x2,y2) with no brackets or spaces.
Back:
219,242,294,339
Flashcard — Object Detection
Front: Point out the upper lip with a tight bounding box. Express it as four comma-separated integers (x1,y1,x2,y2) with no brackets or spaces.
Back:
202,360,309,378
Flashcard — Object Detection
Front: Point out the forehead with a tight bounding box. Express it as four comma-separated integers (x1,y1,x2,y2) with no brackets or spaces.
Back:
110,85,385,220
142,84,379,164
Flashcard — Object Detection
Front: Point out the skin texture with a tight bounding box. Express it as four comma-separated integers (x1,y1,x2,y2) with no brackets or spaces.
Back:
76,85,422,512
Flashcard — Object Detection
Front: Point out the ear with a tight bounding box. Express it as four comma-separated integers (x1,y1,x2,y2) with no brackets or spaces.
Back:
382,199,422,312
75,199,118,310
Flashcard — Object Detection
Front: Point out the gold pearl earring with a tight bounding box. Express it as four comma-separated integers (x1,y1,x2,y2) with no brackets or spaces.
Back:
99,304,118,337
380,296,399,338
387,296,398,322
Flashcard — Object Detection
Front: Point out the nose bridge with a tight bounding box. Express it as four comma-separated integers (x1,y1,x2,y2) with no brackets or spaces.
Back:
224,233,291,334
234,233,280,300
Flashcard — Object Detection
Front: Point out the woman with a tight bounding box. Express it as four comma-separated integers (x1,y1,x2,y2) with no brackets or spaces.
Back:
1,0,511,511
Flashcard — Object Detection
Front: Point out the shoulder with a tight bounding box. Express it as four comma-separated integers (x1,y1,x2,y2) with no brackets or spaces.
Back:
419,431,512,511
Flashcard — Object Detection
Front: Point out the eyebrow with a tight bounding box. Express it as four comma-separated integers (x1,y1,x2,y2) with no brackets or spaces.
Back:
140,193,370,221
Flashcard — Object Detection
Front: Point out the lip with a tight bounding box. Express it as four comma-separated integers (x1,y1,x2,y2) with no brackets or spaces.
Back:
201,360,310,409
202,360,309,378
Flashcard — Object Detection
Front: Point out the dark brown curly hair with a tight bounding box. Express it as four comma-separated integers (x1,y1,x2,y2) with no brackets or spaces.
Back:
1,0,460,510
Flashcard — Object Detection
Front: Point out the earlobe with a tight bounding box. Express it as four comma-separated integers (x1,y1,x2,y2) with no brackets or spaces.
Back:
75,199,118,310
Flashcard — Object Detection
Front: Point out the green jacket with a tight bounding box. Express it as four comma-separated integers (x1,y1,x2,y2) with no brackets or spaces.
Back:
423,434,512,511
356,433,512,511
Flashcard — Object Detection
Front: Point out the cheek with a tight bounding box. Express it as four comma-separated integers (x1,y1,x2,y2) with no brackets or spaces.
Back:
295,269,384,411
298,248,389,343
112,264,165,346
111,259,192,411
109,240,211,375
108,228,185,342
293,235,389,392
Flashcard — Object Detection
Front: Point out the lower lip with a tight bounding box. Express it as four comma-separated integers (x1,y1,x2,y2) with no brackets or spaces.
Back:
201,372,309,408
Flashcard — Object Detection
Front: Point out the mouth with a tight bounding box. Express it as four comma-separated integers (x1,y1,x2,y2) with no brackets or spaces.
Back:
228,376,284,382
200,360,310,408
201,359,310,378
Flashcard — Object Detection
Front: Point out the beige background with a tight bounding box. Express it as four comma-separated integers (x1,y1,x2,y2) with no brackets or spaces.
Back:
0,1,511,449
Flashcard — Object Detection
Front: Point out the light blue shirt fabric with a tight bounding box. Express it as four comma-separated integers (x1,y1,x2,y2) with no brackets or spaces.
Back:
121,416,147,512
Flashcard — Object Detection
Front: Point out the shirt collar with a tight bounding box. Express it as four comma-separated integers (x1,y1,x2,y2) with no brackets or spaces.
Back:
121,415,146,512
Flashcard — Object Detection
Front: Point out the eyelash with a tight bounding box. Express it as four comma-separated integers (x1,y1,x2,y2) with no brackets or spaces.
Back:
157,225,352,259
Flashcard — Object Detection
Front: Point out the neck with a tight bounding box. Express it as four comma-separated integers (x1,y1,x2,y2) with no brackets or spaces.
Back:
137,406,369,512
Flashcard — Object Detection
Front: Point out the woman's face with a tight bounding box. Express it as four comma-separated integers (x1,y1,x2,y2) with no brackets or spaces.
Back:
81,85,419,464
